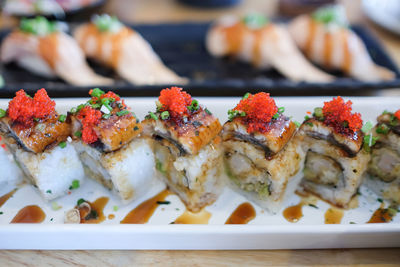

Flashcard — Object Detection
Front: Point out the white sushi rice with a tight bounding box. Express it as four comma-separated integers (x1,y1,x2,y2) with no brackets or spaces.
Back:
74,138,156,203
0,145,22,187
12,142,85,200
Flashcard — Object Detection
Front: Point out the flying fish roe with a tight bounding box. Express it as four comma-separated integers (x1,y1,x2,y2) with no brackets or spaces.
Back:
158,87,192,118
100,91,120,102
394,110,400,121
77,106,102,144
8,89,55,127
322,96,362,134
33,88,56,119
234,92,278,133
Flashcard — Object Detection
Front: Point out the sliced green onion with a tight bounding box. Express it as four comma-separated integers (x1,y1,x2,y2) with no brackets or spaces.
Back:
205,108,212,115
77,198,85,206
188,99,199,112
59,141,66,149
74,131,82,138
278,107,285,113
312,5,348,27
376,124,390,135
90,88,105,98
361,121,373,133
363,134,379,152
102,113,111,119
93,14,123,32
116,110,130,116
58,114,66,122
69,179,80,190
20,16,57,36
51,202,62,211
313,107,323,119
243,13,269,29
242,92,250,99
161,111,170,120
149,112,158,120
0,108,6,118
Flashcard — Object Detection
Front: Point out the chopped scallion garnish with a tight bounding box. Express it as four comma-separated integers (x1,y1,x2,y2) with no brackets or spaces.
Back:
161,111,170,120
58,114,66,122
361,121,373,133
116,110,130,116
90,88,105,98
69,179,80,190
59,141,66,149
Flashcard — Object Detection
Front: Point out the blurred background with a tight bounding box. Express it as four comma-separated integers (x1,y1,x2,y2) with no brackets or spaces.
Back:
0,0,399,97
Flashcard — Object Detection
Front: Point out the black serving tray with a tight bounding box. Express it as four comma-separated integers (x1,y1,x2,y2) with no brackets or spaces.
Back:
0,22,399,98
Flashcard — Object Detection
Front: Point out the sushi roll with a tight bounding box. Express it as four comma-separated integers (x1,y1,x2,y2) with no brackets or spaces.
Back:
0,89,85,200
70,88,155,203
222,92,305,213
365,110,400,203
206,14,332,82
142,87,223,212
298,96,370,208
0,16,112,86
0,135,23,187
288,5,395,81
73,14,187,85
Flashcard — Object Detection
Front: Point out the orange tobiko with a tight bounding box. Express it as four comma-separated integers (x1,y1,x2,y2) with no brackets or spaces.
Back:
322,96,362,134
158,87,192,118
234,92,278,133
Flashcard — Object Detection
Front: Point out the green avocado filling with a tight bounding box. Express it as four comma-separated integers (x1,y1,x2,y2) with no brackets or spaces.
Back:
155,158,167,175
224,158,270,197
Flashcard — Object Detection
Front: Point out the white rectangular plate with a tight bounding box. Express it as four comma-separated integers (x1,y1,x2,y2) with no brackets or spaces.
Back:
0,96,399,250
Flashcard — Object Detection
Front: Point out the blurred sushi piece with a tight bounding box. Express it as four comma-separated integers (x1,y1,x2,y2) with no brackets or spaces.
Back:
206,14,332,82
70,88,155,203
0,89,85,200
0,135,23,187
142,87,223,212
364,110,400,203
222,92,305,213
0,16,112,86
288,5,395,81
298,96,370,208
74,14,187,85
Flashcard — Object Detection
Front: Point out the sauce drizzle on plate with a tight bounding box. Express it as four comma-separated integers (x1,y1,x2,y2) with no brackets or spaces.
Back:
121,190,171,224
11,205,45,223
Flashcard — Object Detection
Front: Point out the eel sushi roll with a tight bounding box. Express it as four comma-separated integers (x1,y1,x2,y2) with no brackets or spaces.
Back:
0,89,85,200
0,134,23,187
365,110,400,203
222,92,305,213
142,87,223,212
70,88,155,203
299,96,370,208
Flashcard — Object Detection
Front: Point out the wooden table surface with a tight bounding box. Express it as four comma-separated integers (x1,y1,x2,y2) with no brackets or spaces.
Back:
1,0,399,266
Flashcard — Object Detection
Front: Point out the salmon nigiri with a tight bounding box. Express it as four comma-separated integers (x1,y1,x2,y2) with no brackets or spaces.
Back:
0,16,112,86
289,5,395,81
74,15,187,85
206,14,332,82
